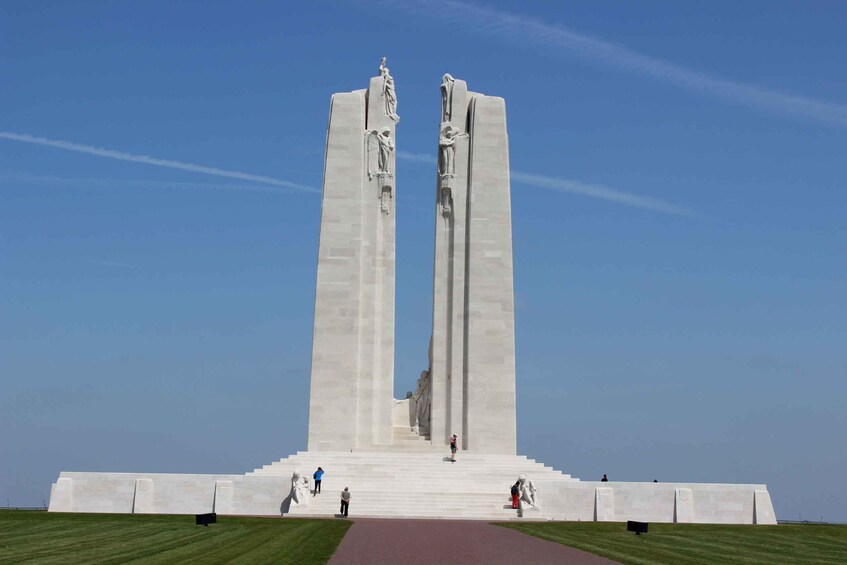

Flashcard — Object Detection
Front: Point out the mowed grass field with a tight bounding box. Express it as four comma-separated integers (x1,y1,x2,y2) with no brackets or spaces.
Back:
499,520,847,565
0,510,351,564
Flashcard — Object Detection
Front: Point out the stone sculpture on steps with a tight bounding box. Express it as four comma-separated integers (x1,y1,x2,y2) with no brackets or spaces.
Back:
290,470,311,507
518,474,539,514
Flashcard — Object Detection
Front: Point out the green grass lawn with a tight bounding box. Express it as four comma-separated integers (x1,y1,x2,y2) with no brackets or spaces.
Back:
0,510,351,564
499,521,847,565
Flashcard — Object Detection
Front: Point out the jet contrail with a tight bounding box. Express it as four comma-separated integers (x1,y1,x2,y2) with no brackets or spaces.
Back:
0,171,317,196
396,151,690,216
510,171,691,217
0,131,319,193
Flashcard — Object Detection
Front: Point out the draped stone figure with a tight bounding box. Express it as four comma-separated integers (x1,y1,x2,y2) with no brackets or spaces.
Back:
290,470,311,507
440,73,455,123
367,127,394,179
411,338,433,436
438,125,466,178
379,57,400,123
518,474,539,514
411,370,432,436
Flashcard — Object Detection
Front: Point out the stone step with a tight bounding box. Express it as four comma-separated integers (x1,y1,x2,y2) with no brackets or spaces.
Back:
262,468,562,475
271,464,556,471
284,451,533,460
251,469,568,478
262,456,545,466
250,468,568,479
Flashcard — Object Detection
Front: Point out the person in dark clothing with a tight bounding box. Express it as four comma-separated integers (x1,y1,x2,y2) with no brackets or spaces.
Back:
601,474,608,482
340,487,351,517
450,434,458,462
313,467,324,495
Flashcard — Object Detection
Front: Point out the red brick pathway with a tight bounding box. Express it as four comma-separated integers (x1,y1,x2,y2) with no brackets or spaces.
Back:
329,518,620,565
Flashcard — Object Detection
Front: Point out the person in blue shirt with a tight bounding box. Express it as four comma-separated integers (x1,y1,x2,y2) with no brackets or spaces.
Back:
313,467,324,495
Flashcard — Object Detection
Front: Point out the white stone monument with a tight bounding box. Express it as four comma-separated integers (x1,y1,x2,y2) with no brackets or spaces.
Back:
307,59,397,451
46,62,777,525
429,79,517,454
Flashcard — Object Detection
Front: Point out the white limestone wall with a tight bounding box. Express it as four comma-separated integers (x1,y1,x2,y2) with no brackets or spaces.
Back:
357,76,396,447
308,76,396,451
464,95,517,454
49,472,288,515
49,456,776,524
308,90,367,451
392,397,413,428
431,80,470,448
430,84,516,455
535,480,776,524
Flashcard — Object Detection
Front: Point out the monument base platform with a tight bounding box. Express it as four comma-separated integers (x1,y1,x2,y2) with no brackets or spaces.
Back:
48,451,776,524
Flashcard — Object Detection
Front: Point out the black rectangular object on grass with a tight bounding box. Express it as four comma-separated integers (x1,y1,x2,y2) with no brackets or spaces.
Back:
627,520,648,534
196,512,217,526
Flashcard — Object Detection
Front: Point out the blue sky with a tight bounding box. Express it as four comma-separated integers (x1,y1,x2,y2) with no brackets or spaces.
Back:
1,1,845,521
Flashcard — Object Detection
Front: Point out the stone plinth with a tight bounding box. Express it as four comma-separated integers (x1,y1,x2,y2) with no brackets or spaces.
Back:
49,452,776,525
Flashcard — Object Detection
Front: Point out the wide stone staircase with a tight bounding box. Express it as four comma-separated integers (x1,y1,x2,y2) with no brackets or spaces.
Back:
247,440,580,520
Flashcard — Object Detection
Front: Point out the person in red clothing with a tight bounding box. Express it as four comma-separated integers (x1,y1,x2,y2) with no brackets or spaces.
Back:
511,481,520,509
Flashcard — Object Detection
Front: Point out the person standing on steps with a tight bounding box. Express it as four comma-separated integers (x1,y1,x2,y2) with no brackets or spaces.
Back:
313,467,324,495
601,474,608,482
511,481,520,509
340,487,351,517
450,434,458,462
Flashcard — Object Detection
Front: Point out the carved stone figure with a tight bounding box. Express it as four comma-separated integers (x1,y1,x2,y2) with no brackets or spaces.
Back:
440,73,455,123
379,57,400,123
381,184,392,215
518,474,539,512
440,185,452,217
290,470,311,507
411,339,434,435
438,125,466,178
411,369,432,436
367,127,394,179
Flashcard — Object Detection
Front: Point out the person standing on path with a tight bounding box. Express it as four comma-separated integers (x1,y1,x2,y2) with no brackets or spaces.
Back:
340,487,351,517
313,467,324,495
450,434,458,462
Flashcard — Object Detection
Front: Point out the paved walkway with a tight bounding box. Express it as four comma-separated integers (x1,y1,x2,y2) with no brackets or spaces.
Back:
329,518,620,565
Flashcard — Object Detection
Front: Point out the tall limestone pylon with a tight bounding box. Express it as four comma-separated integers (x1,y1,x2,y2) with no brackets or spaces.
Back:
307,58,399,451
427,74,517,454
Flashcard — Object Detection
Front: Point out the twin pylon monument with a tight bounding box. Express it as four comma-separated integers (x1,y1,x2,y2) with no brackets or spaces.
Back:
48,59,776,524
308,60,516,456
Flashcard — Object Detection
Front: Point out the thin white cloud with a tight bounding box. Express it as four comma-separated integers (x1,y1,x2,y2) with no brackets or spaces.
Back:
2,135,688,215
396,151,689,215
510,172,690,216
0,131,319,193
1,171,314,196
385,1,847,129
